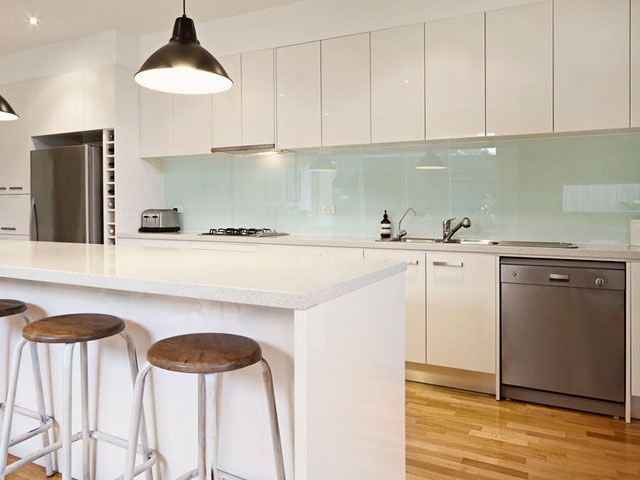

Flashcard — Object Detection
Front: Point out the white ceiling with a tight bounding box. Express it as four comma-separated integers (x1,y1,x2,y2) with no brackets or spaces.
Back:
0,0,302,55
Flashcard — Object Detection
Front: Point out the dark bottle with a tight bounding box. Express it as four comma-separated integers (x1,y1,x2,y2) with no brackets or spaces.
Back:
380,210,392,240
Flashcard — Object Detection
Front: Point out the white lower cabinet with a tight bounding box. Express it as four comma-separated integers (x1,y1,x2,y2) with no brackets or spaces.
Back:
426,252,496,374
364,249,426,363
0,195,31,236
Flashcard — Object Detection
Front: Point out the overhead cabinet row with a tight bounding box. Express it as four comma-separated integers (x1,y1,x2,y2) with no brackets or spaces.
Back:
141,0,638,155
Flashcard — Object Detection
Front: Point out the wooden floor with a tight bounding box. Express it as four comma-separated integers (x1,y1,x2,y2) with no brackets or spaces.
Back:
8,382,640,479
407,382,640,479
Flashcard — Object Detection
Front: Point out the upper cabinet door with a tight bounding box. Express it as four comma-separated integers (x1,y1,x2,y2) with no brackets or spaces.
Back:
30,71,84,137
139,87,173,158
0,81,31,194
276,42,321,150
426,13,485,140
371,24,425,144
554,0,630,132
83,65,115,131
212,54,242,148
633,0,640,127
486,2,553,136
242,49,275,146
321,33,371,146
173,94,212,156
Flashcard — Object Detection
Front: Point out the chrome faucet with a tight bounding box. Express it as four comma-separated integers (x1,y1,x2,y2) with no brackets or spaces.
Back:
396,208,416,240
442,217,471,242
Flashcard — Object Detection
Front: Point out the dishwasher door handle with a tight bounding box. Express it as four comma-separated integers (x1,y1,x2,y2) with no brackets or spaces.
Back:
549,273,570,282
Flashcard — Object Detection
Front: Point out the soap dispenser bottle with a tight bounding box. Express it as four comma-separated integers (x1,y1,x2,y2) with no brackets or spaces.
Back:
380,210,392,240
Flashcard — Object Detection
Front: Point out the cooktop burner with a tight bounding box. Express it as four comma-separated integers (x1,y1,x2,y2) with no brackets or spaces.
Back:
200,228,289,238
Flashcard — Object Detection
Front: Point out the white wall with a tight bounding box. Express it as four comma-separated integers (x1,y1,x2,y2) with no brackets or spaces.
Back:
0,30,138,85
140,0,543,57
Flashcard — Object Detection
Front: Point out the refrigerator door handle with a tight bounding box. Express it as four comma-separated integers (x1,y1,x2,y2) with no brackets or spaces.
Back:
30,196,39,241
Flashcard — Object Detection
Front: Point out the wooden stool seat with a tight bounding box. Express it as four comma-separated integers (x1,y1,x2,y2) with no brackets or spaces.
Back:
23,314,125,344
0,300,28,318
147,333,262,374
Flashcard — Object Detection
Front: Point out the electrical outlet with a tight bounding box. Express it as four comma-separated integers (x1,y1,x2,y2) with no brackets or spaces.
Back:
173,205,184,213
321,204,336,215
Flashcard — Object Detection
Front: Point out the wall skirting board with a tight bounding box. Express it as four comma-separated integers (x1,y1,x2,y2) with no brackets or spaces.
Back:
405,363,496,395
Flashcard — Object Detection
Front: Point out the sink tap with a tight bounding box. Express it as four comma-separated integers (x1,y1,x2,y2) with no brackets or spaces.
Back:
396,208,416,240
442,217,471,242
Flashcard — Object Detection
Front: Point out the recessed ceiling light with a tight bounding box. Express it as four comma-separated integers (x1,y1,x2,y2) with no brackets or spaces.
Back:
27,16,40,26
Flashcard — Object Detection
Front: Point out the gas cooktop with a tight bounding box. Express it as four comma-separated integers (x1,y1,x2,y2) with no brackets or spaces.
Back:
200,228,289,238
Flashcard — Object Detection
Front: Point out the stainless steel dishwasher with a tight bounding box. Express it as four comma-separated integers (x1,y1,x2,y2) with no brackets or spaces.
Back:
501,257,625,417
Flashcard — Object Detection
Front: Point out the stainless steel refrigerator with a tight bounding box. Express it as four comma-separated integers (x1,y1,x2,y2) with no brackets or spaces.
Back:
30,145,103,244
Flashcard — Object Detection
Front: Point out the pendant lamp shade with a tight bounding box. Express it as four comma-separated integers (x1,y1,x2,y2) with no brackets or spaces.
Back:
0,95,19,121
135,15,233,95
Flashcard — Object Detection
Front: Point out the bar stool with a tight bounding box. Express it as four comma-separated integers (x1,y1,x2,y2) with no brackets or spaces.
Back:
124,333,286,480
0,313,157,480
0,300,54,477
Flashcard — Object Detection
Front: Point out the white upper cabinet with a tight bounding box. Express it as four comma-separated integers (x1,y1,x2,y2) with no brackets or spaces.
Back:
371,24,425,144
426,252,496,374
554,0,630,132
173,94,212,156
30,71,84,136
321,34,371,146
486,2,553,136
242,49,275,145
276,42,321,150
139,87,173,158
633,0,640,127
426,13,485,140
82,65,115,131
0,81,31,194
212,54,242,148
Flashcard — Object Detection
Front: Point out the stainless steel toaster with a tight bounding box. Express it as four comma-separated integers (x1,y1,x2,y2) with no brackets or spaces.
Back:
139,209,181,233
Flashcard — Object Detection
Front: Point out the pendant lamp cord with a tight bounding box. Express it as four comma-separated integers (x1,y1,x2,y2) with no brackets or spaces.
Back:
182,0,186,17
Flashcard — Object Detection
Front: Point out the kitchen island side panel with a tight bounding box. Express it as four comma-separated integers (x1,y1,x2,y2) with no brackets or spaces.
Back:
294,272,405,480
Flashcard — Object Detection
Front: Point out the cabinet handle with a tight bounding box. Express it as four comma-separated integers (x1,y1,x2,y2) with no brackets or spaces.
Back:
549,273,570,282
1,227,17,231
8,187,23,191
0,187,6,191
405,260,420,266
433,261,464,268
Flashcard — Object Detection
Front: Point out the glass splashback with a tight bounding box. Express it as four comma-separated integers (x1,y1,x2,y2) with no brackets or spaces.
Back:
163,132,640,244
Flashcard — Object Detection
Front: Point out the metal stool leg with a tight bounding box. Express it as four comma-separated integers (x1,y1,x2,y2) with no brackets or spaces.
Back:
23,314,54,477
260,359,286,480
80,342,91,480
62,343,76,480
197,375,206,480
120,331,154,480
204,374,218,480
124,362,153,480
0,338,28,478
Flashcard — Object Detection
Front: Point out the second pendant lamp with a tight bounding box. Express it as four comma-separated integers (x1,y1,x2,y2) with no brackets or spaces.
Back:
135,0,233,95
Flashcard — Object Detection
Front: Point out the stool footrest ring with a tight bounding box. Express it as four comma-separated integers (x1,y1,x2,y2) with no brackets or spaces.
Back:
4,429,157,477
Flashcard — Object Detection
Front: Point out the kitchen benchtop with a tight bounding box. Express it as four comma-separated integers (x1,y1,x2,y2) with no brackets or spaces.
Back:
0,240,406,310
118,232,640,262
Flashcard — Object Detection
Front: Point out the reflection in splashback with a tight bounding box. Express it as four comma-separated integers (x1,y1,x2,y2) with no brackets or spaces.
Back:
163,132,640,244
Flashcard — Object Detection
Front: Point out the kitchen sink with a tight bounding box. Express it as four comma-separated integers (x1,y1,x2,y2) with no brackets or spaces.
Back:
395,237,579,248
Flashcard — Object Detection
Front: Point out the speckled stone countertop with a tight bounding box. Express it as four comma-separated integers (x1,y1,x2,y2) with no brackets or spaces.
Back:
0,241,406,310
118,232,640,262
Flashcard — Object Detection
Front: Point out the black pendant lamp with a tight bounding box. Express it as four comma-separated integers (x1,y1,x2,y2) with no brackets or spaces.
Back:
135,0,233,95
0,95,18,121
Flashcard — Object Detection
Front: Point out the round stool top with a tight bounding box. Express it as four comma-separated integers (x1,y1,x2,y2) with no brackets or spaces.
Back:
23,313,125,344
147,333,262,374
0,299,27,318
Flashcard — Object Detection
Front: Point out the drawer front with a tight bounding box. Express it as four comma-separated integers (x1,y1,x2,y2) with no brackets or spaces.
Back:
0,195,30,235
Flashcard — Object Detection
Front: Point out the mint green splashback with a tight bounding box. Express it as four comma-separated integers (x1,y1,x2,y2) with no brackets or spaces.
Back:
163,132,640,244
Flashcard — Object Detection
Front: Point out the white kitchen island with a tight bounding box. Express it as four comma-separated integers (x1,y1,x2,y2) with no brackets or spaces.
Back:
0,241,406,480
